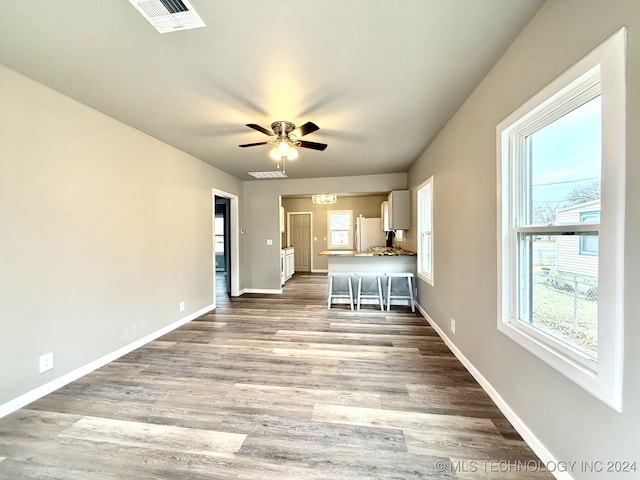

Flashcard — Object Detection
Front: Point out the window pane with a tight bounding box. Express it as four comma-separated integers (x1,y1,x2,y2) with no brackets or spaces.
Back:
330,214,350,229
214,216,225,253
331,230,350,246
214,217,225,234
518,233,598,359
215,236,224,253
528,96,602,227
327,210,353,249
422,190,431,228
417,178,433,284
421,233,432,274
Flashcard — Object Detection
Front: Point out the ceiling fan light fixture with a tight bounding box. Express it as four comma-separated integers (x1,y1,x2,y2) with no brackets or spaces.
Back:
269,147,282,161
287,147,299,160
277,140,290,156
270,140,299,161
239,120,327,172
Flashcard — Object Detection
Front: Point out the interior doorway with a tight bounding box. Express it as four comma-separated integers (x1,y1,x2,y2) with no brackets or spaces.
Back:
288,212,312,272
214,197,231,294
212,189,240,307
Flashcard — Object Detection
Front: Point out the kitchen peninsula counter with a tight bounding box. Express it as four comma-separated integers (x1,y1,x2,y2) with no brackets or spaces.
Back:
319,247,417,275
319,247,416,257
320,247,417,307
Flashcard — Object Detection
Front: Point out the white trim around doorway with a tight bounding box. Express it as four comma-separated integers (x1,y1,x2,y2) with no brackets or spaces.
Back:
286,211,313,272
212,189,240,306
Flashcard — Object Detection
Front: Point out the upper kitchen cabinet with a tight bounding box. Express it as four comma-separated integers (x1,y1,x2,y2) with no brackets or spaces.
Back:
385,190,410,230
381,201,389,231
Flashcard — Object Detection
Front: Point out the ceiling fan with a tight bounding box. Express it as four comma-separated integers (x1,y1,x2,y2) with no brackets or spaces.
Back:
239,121,328,168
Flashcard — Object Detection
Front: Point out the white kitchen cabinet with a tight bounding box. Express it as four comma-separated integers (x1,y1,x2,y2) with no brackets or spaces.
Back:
381,191,410,230
285,249,295,280
281,247,295,284
381,201,390,231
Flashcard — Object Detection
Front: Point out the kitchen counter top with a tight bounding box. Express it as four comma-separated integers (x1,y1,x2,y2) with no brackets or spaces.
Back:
319,247,416,257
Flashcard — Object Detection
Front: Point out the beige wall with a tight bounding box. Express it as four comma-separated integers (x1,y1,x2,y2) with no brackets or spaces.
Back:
0,65,241,406
407,0,640,476
282,194,388,271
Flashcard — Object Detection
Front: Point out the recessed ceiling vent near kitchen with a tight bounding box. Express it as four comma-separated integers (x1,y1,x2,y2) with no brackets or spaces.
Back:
247,171,288,179
128,0,205,33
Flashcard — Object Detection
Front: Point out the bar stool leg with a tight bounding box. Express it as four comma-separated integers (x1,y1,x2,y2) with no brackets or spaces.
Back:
350,276,355,310
356,276,362,310
377,276,384,310
407,275,415,312
327,275,333,309
386,276,392,311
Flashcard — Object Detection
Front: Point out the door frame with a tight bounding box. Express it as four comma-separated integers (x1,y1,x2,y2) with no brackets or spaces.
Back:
287,211,313,272
212,189,240,306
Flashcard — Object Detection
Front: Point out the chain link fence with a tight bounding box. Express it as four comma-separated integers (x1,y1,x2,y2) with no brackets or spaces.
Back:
535,270,598,326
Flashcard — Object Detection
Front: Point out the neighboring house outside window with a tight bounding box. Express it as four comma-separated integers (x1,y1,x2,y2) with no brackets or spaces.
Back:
417,176,433,286
496,29,625,410
555,201,600,278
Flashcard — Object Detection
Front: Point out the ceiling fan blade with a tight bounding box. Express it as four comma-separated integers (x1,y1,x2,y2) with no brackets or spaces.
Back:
239,141,269,148
245,123,274,136
296,121,320,137
298,140,328,151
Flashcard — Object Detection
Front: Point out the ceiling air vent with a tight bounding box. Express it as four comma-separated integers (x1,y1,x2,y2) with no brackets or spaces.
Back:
128,0,205,33
248,171,288,179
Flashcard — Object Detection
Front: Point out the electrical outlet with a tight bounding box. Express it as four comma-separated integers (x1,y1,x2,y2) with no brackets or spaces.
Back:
450,318,456,334
266,238,273,245
39,352,54,373
179,301,185,312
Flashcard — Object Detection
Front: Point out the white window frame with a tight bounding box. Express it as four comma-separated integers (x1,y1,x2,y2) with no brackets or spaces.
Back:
417,176,434,286
496,28,626,411
327,210,354,249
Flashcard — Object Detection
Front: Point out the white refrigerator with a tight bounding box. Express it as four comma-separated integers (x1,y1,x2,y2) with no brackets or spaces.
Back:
355,216,386,251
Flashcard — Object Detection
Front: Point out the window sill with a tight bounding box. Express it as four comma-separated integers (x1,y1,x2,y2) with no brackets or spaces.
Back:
498,318,621,412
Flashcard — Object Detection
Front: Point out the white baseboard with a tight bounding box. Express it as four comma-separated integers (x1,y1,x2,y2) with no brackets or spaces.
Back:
241,288,283,294
0,304,214,420
312,269,328,273
415,303,573,480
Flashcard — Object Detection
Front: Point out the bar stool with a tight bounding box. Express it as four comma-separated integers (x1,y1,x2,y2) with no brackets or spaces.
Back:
355,272,385,310
327,272,354,310
385,272,415,312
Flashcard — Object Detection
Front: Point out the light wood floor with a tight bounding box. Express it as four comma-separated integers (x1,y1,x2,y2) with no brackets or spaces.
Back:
0,273,552,479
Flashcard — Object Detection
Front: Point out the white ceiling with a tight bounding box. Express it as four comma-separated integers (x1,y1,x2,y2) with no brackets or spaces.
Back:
0,0,544,180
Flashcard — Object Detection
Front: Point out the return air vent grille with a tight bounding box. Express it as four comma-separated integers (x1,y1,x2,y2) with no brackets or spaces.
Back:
128,0,205,33
248,171,288,179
